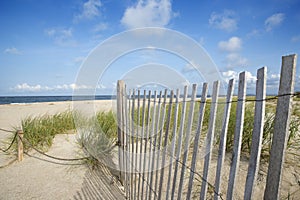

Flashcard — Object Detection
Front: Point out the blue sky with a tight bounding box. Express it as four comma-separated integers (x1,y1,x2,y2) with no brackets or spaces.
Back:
1,0,300,96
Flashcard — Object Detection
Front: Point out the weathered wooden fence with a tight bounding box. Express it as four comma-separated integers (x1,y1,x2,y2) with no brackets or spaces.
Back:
116,54,297,199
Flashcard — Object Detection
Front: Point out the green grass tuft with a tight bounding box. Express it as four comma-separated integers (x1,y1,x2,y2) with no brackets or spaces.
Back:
21,111,75,151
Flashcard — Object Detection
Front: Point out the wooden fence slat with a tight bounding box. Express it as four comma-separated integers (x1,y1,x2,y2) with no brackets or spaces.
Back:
117,80,125,184
127,90,132,199
214,79,234,200
149,91,163,200
134,90,141,199
158,90,174,200
145,91,157,199
154,89,168,196
186,83,208,200
141,90,152,199
137,90,147,199
165,89,180,200
264,54,297,200
227,72,247,199
244,67,267,199
125,88,131,198
177,84,198,200
131,90,136,200
200,81,220,200
171,86,188,200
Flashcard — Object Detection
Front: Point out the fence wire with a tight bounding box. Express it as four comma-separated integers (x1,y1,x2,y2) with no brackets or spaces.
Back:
122,91,299,105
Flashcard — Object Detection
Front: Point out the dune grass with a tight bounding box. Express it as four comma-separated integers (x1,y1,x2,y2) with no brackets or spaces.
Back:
76,111,118,165
131,96,300,158
20,110,118,156
21,111,75,151
19,95,300,161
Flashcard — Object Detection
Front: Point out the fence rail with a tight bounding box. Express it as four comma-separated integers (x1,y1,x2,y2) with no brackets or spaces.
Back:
117,54,297,199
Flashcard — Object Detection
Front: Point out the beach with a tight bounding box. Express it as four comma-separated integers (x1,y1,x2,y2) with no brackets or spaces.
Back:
0,100,125,200
0,100,299,199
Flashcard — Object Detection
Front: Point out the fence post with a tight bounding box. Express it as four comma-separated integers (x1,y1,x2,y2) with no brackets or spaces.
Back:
214,78,234,200
117,80,125,185
264,54,297,199
17,130,24,162
244,66,267,199
186,82,208,200
227,71,246,199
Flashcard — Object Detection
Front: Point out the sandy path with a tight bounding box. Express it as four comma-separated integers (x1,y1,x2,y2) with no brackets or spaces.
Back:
0,100,125,200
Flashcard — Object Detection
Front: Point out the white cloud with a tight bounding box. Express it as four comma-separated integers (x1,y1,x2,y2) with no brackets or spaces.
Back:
45,27,76,47
13,83,44,91
267,73,280,89
121,0,174,29
265,13,285,32
4,47,22,55
209,10,238,32
222,70,256,87
218,37,242,52
11,83,106,92
222,70,239,82
218,37,247,68
93,22,108,32
247,29,262,38
225,53,248,68
74,0,102,22
291,35,300,43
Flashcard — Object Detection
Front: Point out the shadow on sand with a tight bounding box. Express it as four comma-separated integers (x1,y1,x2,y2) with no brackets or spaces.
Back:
73,164,125,200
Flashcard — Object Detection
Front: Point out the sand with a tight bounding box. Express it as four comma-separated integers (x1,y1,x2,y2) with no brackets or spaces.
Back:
0,100,125,200
0,100,299,199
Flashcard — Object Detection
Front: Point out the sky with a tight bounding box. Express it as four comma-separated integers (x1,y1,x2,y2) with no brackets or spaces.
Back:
1,0,300,96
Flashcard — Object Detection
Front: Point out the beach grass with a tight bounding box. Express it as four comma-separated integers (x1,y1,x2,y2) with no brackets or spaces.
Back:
17,96,299,164
20,110,118,157
21,111,75,151
76,111,118,166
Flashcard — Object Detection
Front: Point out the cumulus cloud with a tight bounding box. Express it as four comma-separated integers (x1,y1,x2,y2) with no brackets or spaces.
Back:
121,0,174,29
11,83,106,92
218,37,242,52
218,37,247,68
209,10,238,32
225,53,248,68
222,70,256,89
4,47,22,55
44,27,76,46
265,13,285,32
93,22,108,32
13,83,45,92
74,0,102,22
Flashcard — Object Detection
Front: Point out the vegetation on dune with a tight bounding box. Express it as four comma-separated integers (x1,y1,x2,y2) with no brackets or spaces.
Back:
21,111,75,151
20,110,118,158
76,111,118,166
18,95,300,164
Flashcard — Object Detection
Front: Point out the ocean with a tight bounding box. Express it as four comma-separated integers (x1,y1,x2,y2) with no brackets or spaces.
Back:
0,95,115,105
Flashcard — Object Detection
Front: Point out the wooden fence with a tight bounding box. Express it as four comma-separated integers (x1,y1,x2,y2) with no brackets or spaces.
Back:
116,54,297,199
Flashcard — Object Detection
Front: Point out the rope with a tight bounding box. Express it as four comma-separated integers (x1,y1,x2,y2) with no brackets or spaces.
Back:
19,136,90,161
0,131,18,152
0,128,16,133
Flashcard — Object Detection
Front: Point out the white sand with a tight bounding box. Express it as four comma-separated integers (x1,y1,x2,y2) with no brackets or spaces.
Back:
0,100,125,200
0,100,299,199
